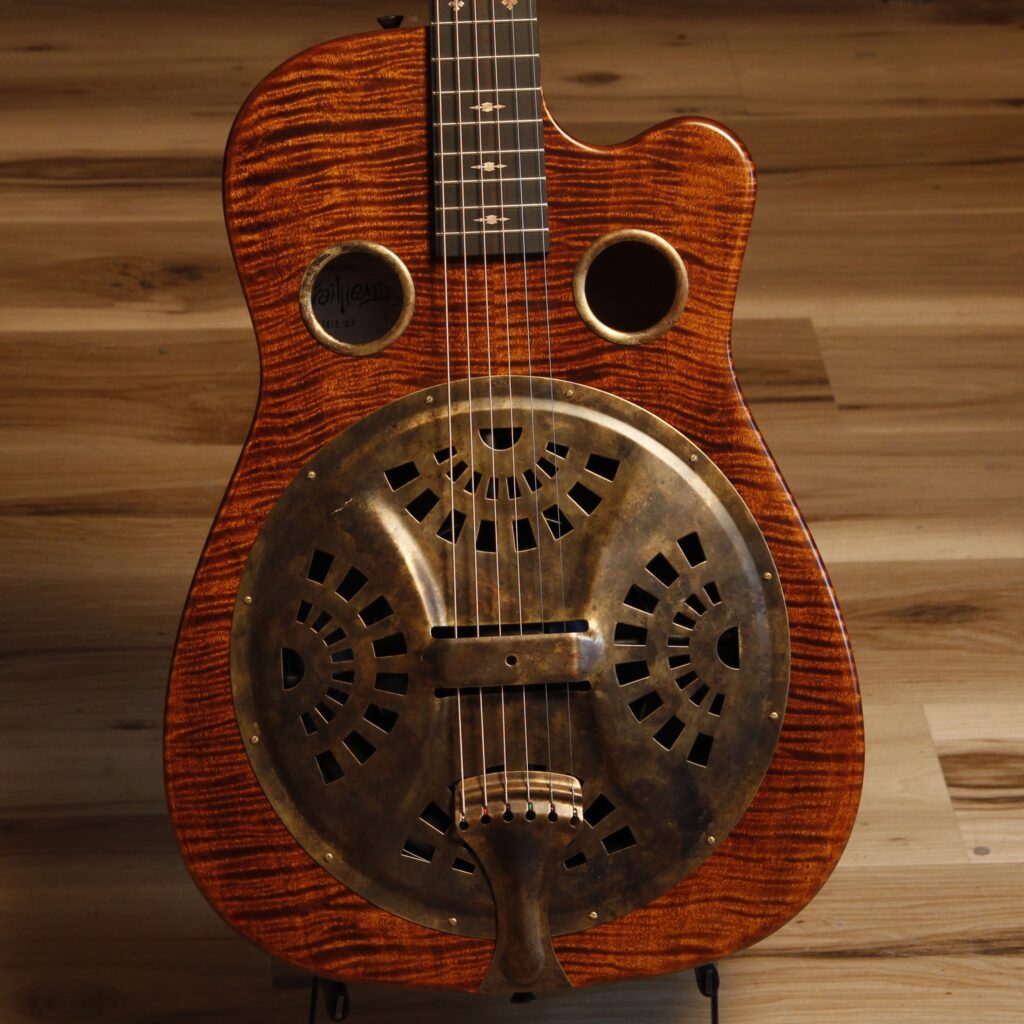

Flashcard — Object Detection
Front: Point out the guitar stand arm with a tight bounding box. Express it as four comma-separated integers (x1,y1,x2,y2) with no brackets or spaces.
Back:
694,962,720,1024
308,977,350,1023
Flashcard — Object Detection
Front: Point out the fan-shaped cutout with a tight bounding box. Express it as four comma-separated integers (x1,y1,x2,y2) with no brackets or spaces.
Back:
300,712,317,736
522,468,541,492
547,441,569,458
452,857,476,874
311,611,332,633
537,457,558,478
514,518,537,551
322,627,347,647
704,581,722,605
314,701,336,724
709,693,725,716
564,851,587,869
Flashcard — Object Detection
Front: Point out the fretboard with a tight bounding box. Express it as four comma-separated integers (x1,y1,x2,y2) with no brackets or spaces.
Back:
430,0,548,260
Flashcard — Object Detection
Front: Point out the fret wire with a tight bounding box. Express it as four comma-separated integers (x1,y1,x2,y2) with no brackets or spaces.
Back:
434,54,540,61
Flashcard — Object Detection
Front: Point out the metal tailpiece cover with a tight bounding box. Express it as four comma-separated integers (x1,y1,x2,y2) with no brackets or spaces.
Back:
456,771,583,991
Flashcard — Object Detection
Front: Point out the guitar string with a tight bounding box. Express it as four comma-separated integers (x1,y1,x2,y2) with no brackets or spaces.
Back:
525,3,574,815
450,0,488,815
434,0,467,826
480,0,527,812
503,0,544,806
470,0,510,812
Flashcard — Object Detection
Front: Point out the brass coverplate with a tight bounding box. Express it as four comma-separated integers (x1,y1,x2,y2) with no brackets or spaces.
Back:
231,377,789,939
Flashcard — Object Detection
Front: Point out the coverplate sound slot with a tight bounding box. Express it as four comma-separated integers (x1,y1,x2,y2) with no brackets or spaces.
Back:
568,482,602,515
401,837,436,863
678,532,707,567
602,826,637,855
615,660,649,685
653,715,684,750
628,690,664,722
281,648,305,690
452,857,476,874
717,626,741,669
384,461,419,491
300,712,317,735
375,672,409,695
336,567,368,602
624,584,659,614
543,505,573,539
614,622,648,646
546,441,569,458
522,468,541,492
373,633,407,657
646,553,678,587
437,509,467,544
583,794,615,827
307,549,334,584
480,426,522,450
406,489,440,522
687,733,715,768
315,750,343,784
420,802,454,834
344,731,376,764
476,520,497,553
564,851,587,869
514,517,537,551
359,596,393,627
585,452,619,480
364,703,398,733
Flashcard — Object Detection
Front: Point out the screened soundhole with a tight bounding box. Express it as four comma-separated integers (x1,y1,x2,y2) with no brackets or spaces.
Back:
575,231,688,345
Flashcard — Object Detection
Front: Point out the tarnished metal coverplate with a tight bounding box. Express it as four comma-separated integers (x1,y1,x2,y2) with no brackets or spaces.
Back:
231,377,790,938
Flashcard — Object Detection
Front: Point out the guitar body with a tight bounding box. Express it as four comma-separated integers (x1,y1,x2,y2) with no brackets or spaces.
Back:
165,26,862,991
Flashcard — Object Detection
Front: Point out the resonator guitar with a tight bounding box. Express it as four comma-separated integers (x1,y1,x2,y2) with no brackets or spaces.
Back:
166,0,863,996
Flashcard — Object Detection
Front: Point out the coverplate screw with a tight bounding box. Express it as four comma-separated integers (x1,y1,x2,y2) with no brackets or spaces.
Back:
706,835,717,846
762,571,773,580
243,595,253,605
250,734,259,744
689,453,699,463
564,388,575,398
588,910,598,920
426,395,434,405
448,916,458,926
307,470,317,480
769,711,780,721
325,852,334,863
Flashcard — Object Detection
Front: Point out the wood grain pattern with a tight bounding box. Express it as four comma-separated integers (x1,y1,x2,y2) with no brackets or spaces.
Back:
164,27,863,989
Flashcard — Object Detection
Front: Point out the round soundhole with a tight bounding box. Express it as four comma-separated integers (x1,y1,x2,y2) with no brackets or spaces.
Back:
299,241,414,355
574,230,689,346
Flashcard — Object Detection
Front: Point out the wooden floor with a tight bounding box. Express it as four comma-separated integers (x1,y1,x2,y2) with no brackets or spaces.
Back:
1,1,1022,1021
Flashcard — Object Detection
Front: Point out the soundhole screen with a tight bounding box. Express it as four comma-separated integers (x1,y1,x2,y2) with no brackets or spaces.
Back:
302,245,411,351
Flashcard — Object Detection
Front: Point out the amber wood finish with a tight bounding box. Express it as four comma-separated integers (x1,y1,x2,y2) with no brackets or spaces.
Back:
164,27,863,990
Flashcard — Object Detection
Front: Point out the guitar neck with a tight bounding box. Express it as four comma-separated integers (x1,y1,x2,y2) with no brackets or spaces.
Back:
430,0,550,260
